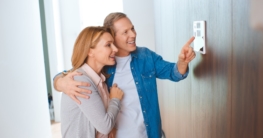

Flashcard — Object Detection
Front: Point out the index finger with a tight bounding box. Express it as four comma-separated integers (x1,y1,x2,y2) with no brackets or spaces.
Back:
184,36,195,46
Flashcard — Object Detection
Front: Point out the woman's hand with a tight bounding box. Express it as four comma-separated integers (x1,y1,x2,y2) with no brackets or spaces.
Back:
110,83,124,100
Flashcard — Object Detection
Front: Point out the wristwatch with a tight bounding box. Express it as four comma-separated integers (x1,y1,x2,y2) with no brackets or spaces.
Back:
62,70,71,75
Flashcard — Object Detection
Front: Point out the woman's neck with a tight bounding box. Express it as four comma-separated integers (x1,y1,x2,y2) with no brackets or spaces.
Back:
86,59,103,75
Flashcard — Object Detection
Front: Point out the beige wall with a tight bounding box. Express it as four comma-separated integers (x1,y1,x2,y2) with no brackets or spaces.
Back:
154,0,263,138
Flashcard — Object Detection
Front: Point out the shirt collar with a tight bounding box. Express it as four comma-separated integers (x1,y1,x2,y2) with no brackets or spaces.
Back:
130,46,138,58
81,63,106,87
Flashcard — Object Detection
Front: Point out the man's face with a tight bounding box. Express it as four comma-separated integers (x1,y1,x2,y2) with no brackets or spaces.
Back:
113,17,137,57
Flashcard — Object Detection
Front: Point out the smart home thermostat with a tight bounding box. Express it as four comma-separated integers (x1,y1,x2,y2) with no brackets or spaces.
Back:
193,21,206,54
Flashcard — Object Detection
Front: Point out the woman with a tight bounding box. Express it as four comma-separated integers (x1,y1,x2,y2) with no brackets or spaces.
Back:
61,26,123,138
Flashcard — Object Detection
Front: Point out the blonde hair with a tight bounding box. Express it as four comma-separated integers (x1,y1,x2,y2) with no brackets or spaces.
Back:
71,26,114,71
103,12,127,36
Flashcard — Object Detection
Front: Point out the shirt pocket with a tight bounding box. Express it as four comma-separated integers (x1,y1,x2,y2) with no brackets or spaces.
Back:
141,70,156,92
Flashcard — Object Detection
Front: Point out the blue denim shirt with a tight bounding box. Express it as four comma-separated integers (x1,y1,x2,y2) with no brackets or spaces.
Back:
105,47,188,138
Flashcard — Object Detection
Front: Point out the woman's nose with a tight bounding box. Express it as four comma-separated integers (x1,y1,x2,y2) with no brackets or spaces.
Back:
112,44,118,52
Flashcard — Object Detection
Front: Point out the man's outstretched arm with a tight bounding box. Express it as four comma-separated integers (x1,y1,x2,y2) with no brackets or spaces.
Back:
53,71,92,104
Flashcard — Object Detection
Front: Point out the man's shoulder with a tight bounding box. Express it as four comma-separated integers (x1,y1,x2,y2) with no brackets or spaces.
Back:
135,46,152,53
133,46,154,57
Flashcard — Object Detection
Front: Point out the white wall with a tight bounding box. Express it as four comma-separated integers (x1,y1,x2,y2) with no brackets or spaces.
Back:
123,0,156,51
58,0,82,70
79,0,123,28
0,0,51,138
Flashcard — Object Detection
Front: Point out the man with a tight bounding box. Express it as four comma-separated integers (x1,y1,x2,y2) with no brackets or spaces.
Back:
54,12,195,138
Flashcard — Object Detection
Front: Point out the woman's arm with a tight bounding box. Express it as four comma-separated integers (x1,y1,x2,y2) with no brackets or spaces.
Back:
74,75,122,134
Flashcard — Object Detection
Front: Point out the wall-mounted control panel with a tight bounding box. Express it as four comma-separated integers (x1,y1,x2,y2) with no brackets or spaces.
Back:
193,21,206,54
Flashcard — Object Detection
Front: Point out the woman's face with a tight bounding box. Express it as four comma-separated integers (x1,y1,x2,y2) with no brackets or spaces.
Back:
90,32,118,66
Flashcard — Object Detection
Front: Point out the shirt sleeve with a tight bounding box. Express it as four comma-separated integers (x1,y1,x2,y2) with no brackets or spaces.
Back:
149,49,189,81
74,75,121,134
52,69,72,80
53,72,62,80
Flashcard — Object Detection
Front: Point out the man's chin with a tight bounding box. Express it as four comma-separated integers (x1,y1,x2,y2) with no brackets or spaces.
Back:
130,46,137,52
129,44,137,51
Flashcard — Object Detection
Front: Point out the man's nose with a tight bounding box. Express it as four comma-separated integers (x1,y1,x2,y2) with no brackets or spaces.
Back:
129,30,136,37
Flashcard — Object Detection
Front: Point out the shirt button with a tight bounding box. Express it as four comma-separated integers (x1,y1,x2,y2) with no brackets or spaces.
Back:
136,82,138,84
140,96,142,98
146,124,148,127
112,72,114,74
131,67,133,69
143,111,146,113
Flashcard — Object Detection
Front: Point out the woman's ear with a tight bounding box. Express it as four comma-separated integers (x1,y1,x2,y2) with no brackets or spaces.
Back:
88,49,94,57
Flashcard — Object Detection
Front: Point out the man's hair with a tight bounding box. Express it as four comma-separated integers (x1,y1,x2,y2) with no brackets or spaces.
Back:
103,12,127,35
71,26,114,71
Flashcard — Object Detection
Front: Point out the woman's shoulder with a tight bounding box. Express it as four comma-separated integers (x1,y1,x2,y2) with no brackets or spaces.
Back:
73,68,97,89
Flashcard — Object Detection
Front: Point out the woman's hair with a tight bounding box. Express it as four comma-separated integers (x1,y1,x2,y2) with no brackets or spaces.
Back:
71,26,114,71
103,12,127,36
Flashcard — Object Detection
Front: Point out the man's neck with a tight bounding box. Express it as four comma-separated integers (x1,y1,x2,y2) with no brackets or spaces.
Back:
116,52,130,57
116,47,134,57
